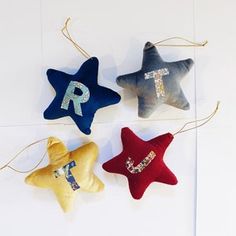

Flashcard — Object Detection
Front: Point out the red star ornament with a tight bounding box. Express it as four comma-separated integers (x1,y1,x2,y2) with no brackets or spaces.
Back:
102,127,177,199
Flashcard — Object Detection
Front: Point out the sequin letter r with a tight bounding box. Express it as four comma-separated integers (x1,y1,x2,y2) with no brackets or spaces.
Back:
61,81,90,116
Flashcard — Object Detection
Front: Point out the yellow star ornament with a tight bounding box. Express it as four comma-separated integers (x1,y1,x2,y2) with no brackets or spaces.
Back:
25,137,104,212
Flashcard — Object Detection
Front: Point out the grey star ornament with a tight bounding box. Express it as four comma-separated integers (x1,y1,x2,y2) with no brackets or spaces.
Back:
116,42,194,118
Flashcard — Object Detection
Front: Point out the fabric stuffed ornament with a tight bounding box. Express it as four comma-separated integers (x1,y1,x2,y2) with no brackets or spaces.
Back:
25,137,104,212
44,58,121,135
116,38,207,118
103,127,177,199
103,102,218,199
44,19,121,135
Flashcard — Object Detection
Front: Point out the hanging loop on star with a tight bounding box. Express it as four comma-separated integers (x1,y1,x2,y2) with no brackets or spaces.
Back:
61,17,91,59
149,36,208,48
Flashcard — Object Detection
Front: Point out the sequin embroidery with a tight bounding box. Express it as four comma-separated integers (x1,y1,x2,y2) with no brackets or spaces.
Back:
126,151,156,174
61,81,90,116
144,68,169,98
54,161,80,191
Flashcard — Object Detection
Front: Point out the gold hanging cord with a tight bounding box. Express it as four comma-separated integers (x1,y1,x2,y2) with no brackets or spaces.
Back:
153,36,208,47
174,101,220,136
0,138,48,173
61,17,91,59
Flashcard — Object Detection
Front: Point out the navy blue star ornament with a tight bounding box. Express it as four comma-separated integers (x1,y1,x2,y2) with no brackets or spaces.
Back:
44,57,121,135
116,42,194,118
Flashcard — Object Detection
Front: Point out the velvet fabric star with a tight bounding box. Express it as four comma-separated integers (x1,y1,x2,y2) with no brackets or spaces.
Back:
25,137,104,212
102,127,177,199
116,42,194,118
44,57,121,135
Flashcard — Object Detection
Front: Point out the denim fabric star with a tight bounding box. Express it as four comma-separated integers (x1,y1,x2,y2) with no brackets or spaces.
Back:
44,57,121,135
116,42,194,118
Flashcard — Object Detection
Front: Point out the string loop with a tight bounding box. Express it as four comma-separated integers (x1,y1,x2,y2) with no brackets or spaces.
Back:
61,17,91,59
153,36,208,47
173,101,220,136
0,138,48,174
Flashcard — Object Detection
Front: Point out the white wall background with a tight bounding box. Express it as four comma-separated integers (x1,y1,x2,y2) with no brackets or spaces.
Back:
0,0,234,235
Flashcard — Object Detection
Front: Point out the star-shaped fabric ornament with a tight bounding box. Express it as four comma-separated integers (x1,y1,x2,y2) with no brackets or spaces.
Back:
102,127,177,199
44,57,121,135
25,137,104,212
116,42,194,118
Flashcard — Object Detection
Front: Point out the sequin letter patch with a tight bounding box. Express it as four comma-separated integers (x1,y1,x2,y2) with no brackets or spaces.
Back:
61,81,90,116
144,68,169,98
54,161,80,191
126,151,156,174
